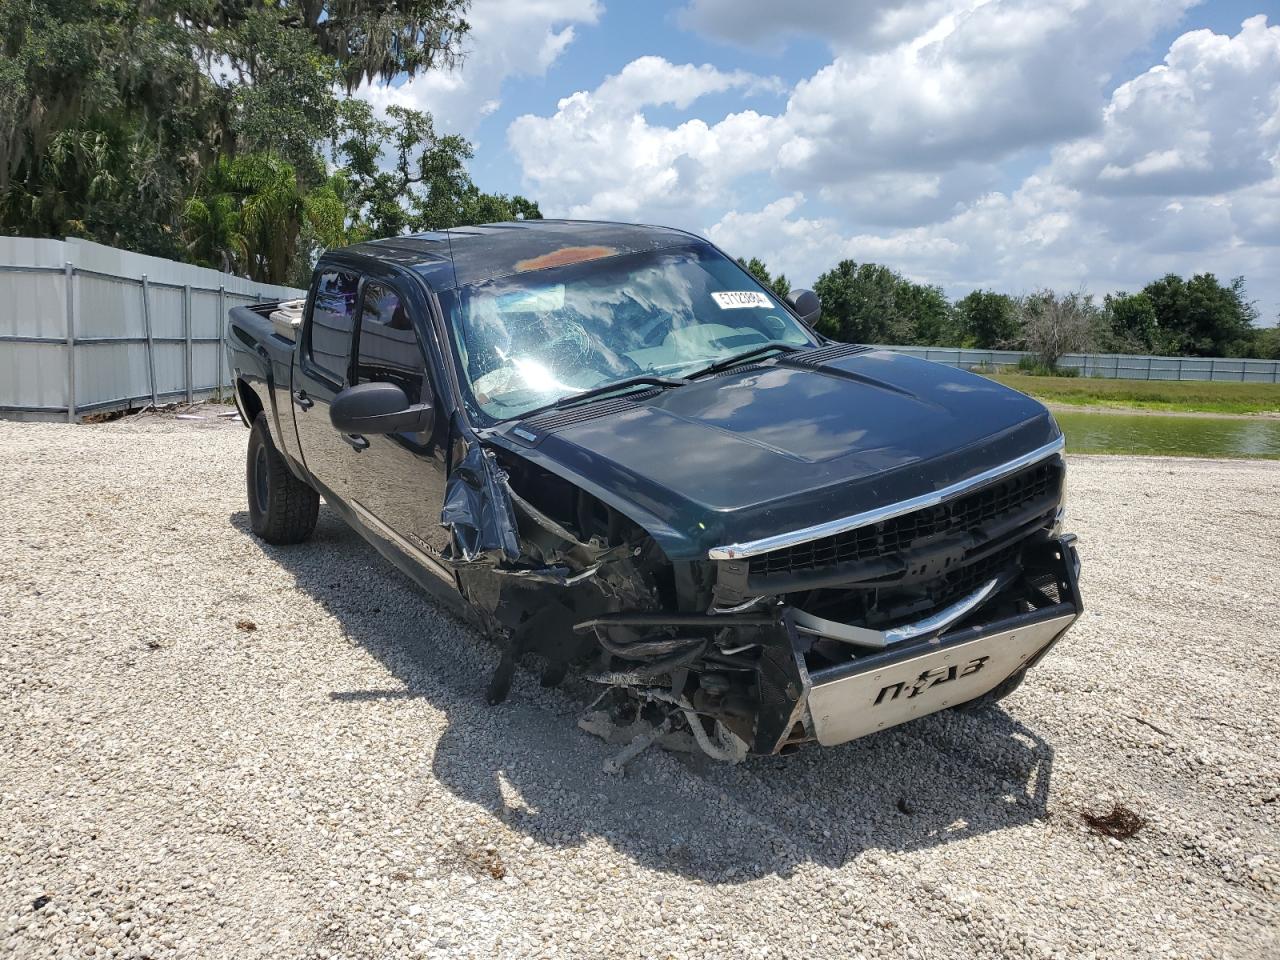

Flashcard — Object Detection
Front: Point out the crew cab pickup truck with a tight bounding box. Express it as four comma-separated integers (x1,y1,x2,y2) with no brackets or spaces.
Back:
227,220,1081,764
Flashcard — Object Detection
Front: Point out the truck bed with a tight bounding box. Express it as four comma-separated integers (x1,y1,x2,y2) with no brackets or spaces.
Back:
225,302,304,468
230,299,305,343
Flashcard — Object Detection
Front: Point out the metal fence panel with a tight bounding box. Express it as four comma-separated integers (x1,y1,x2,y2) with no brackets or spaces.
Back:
75,341,150,411
192,345,221,394
74,271,140,340
880,345,1280,383
0,341,64,411
191,288,224,339
0,237,302,419
149,283,185,339
1,266,64,339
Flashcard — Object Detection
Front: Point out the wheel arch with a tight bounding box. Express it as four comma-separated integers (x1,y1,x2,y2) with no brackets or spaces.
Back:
234,376,265,429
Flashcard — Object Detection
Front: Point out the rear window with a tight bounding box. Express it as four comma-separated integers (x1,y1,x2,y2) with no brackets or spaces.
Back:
308,270,359,381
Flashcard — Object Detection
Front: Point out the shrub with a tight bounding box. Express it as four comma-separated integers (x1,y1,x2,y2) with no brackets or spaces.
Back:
1015,356,1079,377
1020,289,1097,369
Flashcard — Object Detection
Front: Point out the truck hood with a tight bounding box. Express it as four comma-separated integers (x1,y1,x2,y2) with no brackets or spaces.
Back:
490,348,1061,560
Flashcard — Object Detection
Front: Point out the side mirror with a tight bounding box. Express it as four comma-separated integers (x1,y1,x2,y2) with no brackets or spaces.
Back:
786,288,821,326
331,382,434,435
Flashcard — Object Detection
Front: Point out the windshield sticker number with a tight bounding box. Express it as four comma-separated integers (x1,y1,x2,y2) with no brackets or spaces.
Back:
712,291,772,310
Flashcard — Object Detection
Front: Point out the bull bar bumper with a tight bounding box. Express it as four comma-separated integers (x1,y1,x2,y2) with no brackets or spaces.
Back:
758,535,1082,753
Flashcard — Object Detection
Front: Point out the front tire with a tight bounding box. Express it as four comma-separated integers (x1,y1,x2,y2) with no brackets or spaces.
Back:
246,413,319,544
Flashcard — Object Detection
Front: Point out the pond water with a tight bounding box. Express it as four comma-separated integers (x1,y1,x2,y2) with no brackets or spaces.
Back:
1054,410,1280,459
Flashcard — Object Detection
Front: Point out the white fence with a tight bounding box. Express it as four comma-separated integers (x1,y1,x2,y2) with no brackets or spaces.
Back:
0,237,303,421
884,346,1280,383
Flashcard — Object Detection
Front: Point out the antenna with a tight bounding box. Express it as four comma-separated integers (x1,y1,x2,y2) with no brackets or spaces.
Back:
444,226,460,289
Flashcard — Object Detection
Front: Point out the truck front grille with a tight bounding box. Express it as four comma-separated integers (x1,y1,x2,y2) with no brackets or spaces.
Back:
748,459,1062,578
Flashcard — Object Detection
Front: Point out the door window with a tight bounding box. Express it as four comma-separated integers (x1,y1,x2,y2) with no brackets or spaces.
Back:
308,270,360,381
356,283,427,402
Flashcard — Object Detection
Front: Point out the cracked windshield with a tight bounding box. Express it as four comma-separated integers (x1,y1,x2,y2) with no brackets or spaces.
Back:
446,243,815,421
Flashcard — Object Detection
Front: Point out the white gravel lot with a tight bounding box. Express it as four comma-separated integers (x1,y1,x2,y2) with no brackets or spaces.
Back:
1,407,1277,960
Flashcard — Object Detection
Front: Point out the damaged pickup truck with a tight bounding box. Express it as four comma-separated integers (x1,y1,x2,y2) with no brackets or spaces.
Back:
226,220,1081,766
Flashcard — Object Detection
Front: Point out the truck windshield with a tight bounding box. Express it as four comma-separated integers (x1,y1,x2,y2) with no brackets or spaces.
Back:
442,242,816,422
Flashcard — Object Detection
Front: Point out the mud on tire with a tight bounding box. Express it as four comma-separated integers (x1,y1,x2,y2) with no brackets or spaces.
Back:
246,413,319,544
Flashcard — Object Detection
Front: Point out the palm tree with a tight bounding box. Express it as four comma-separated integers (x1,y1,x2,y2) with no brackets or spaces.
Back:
183,154,306,283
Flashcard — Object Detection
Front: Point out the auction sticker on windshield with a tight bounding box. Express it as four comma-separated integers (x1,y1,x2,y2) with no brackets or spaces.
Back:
712,291,772,309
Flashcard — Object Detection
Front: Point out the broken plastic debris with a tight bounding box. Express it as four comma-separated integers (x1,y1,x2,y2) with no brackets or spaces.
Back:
441,443,520,562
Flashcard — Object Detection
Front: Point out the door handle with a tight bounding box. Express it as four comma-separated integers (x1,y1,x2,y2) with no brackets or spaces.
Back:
293,390,313,410
342,433,370,451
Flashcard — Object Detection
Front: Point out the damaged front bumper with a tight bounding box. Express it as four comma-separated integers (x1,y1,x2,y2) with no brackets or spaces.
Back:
575,534,1082,758
752,534,1083,753
805,605,1076,745
459,426,1083,760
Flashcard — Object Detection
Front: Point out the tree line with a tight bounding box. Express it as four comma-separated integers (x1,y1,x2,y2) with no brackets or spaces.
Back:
739,257,1280,363
0,0,538,287
2,1,1273,361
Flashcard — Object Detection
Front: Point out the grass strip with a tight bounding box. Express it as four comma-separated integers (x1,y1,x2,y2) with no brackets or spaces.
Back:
987,372,1280,415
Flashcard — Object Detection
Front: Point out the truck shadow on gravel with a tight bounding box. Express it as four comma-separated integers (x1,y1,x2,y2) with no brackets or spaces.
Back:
234,508,1057,883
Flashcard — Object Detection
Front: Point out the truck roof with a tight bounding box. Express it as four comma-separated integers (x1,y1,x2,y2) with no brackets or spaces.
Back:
333,219,699,290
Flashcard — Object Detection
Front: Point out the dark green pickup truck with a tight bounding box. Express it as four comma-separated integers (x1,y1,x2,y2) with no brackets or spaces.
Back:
226,219,1081,767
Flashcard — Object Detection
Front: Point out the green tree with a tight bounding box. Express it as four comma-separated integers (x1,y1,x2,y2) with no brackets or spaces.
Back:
1141,273,1258,357
184,153,336,283
1100,291,1159,353
897,281,952,345
812,260,951,345
0,1,215,258
1254,326,1280,360
736,256,792,299
331,100,540,241
1,0,523,284
954,290,1019,348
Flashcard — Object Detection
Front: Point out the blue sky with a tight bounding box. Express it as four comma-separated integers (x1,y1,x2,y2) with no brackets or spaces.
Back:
357,1,1280,319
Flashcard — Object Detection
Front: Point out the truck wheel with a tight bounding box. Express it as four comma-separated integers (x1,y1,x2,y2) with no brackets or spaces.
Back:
246,413,319,544
954,667,1027,713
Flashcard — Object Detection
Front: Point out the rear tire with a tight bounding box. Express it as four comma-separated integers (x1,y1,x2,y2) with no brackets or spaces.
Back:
246,413,319,544
954,667,1028,712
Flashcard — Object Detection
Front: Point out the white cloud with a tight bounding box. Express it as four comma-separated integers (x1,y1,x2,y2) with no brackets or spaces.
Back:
508,57,786,219
1054,14,1280,196
706,194,845,282
677,0,958,53
710,177,1086,294
509,1,1200,230
707,10,1280,314
355,0,601,135
814,165,1000,227
508,10,1280,318
773,0,1198,184
588,56,783,111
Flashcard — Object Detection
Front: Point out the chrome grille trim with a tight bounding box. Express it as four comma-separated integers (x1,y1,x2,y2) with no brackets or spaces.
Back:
707,436,1066,561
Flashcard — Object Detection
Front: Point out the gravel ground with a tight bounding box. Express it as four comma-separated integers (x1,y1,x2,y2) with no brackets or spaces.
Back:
2,406,1277,960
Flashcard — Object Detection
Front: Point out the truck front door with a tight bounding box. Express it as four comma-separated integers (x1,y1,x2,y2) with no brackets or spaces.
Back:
343,277,454,585
293,268,362,503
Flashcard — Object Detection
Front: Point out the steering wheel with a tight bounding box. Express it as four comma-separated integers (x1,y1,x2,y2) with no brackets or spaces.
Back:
761,314,789,340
